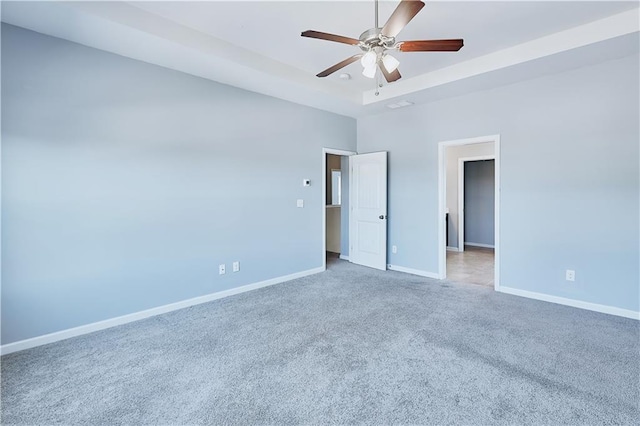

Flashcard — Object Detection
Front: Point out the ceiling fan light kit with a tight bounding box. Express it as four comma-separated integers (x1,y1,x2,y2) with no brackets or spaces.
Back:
382,54,400,73
362,64,377,78
360,50,378,68
301,0,463,86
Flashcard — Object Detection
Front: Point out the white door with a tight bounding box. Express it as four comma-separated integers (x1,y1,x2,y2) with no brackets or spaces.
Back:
349,151,388,270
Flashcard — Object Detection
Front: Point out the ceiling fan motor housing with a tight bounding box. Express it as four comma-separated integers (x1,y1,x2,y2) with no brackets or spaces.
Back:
358,28,397,51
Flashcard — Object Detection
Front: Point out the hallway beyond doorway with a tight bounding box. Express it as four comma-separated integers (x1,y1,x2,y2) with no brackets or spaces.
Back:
446,246,494,287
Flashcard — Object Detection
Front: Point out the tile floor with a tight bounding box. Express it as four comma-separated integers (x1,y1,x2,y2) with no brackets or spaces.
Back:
328,249,495,288
446,245,495,287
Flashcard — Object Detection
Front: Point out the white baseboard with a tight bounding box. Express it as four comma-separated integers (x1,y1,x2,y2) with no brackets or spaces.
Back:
446,246,460,252
1,267,325,356
498,286,640,320
464,242,495,249
339,255,350,261
387,264,440,279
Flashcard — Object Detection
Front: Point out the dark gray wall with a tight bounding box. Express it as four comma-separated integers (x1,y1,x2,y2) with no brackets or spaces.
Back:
464,160,495,246
1,24,357,344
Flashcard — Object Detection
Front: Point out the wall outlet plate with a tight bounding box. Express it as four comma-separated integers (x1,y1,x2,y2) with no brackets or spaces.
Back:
565,269,575,281
219,264,226,275
232,261,240,272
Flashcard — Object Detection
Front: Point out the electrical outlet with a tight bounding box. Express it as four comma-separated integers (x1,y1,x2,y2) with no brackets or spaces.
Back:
219,264,226,275
392,245,397,254
565,269,575,282
233,261,240,272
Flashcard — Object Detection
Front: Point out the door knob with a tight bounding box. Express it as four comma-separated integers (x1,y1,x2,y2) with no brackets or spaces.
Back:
379,215,386,219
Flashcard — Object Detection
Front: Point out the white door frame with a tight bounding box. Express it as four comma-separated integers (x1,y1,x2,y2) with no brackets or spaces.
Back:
322,148,357,271
458,155,495,253
437,134,501,290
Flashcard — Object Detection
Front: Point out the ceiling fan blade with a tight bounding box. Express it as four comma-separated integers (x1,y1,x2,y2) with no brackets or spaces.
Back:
301,30,360,46
381,0,425,38
399,39,464,52
380,65,401,83
316,54,363,78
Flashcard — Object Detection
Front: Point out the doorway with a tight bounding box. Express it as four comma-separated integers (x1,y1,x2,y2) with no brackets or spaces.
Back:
450,157,495,286
322,148,388,272
437,135,500,290
322,148,356,270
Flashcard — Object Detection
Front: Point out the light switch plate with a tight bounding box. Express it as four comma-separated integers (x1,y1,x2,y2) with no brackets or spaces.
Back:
297,199,304,208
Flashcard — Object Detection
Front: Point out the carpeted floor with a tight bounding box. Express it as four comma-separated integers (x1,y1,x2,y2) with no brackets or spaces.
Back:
2,258,639,425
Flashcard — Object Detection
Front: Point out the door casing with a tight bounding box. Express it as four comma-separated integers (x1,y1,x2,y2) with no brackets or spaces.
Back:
437,135,501,290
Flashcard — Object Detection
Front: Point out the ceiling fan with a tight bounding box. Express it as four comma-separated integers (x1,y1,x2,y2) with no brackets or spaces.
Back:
301,0,463,83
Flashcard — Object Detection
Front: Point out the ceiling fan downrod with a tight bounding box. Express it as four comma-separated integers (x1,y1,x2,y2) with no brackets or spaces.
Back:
375,0,379,29
374,0,381,96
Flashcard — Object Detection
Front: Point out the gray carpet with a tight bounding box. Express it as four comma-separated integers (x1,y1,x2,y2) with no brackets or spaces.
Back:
2,258,639,425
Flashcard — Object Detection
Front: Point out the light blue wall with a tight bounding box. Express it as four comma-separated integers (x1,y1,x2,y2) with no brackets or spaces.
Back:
358,53,639,312
464,160,495,246
1,24,356,344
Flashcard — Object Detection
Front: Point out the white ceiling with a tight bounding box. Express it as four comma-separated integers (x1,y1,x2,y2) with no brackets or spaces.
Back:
2,1,639,117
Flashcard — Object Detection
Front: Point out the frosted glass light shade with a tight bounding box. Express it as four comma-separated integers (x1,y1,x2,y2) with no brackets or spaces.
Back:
382,54,400,73
362,64,377,78
360,50,377,67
